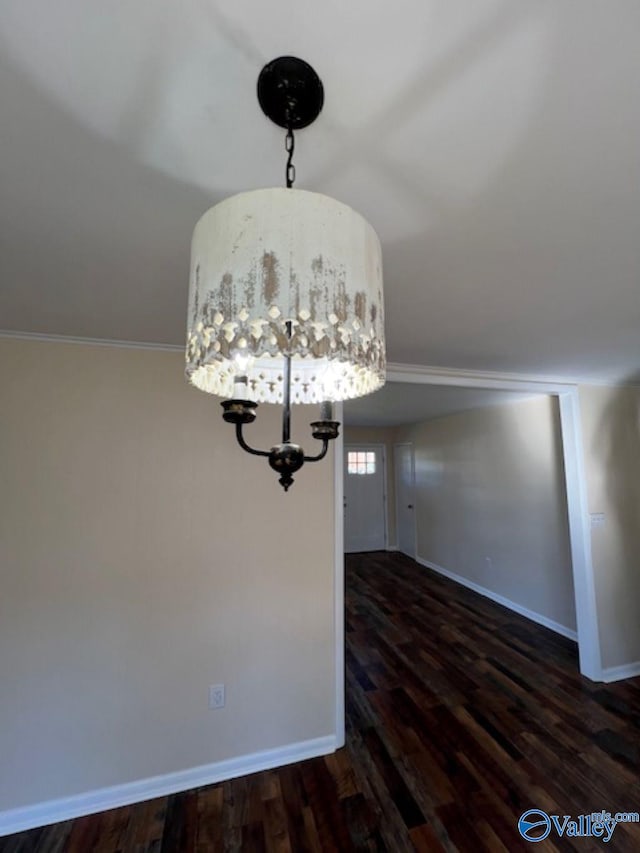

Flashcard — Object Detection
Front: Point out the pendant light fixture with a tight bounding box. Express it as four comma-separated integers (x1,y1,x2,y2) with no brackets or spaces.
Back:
186,56,385,490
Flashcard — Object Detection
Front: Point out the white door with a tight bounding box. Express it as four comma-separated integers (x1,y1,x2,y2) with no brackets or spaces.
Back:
395,443,416,558
344,446,386,553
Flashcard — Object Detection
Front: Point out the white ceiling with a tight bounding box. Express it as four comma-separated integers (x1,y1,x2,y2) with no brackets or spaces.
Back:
1,1,639,382
344,382,539,428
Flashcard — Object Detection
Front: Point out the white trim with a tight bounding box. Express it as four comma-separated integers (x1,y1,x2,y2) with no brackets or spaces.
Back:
0,329,182,353
344,442,388,552
557,390,602,679
0,734,337,837
333,402,345,749
416,557,578,642
386,361,638,390
600,662,640,683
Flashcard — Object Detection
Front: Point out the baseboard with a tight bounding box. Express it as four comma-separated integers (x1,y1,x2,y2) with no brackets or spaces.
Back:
415,556,578,642
0,734,338,837
600,662,640,683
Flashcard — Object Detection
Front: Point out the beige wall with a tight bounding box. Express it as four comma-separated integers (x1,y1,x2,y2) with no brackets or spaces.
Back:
0,338,336,812
395,396,576,632
344,426,396,546
578,384,640,670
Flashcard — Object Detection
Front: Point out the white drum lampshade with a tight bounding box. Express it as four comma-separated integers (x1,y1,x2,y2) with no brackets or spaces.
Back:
186,187,385,404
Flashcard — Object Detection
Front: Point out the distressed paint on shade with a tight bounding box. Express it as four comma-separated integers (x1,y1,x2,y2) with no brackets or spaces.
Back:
186,188,386,404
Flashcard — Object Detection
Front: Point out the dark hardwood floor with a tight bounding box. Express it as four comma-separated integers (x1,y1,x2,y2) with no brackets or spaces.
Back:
3,551,640,852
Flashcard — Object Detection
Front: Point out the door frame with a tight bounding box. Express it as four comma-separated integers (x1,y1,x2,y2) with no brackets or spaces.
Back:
334,363,602,738
393,441,417,559
344,442,388,552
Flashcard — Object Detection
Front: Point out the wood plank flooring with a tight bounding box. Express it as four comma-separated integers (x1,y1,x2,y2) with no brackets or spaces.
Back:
3,551,640,851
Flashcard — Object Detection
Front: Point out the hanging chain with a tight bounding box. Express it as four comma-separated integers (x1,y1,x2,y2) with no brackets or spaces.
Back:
285,127,296,188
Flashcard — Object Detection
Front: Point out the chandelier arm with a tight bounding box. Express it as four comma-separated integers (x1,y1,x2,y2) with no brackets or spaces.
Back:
234,422,271,458
303,440,330,463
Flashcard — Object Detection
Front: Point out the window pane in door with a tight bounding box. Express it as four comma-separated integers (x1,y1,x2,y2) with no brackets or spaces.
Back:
347,449,377,475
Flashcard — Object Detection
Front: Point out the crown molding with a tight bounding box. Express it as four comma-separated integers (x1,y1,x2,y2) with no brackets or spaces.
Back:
0,329,182,352
387,361,637,390
0,331,635,388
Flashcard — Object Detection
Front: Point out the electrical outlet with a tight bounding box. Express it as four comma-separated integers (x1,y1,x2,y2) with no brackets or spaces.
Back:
209,683,225,709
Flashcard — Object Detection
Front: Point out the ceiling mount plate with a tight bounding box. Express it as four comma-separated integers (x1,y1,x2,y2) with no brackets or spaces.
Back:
257,56,324,130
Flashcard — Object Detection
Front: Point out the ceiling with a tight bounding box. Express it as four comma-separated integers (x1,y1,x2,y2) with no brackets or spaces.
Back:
344,382,539,427
1,1,639,383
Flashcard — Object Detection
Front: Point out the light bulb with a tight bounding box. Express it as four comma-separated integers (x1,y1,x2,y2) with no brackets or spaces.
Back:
233,374,249,400
233,351,254,373
320,361,342,401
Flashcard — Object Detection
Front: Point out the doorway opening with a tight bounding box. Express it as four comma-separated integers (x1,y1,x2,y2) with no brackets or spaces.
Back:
338,369,598,683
